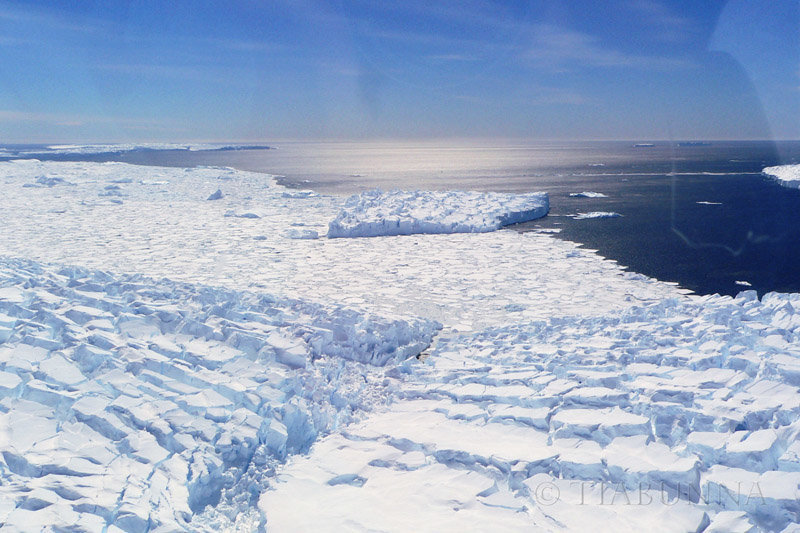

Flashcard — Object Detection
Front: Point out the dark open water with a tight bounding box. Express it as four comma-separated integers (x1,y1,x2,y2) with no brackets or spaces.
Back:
3,140,800,297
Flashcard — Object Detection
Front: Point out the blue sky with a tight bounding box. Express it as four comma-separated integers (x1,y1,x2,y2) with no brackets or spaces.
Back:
0,0,797,142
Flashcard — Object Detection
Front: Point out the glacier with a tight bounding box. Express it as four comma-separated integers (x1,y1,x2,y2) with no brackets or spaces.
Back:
762,164,800,189
0,158,799,531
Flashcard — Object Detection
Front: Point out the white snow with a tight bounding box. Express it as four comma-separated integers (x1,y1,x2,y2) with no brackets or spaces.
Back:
327,188,549,237
763,164,800,188
0,158,799,531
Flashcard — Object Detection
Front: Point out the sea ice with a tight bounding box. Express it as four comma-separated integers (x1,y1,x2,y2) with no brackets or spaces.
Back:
1,158,799,531
0,160,683,330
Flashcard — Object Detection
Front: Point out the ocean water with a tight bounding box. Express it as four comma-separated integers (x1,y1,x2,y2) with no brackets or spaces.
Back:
4,140,800,297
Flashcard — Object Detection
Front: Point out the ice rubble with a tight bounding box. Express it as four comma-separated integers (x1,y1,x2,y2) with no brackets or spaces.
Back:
327,189,549,238
763,164,800,189
0,257,437,531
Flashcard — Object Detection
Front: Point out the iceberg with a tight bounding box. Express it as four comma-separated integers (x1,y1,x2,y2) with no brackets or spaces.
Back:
327,189,549,238
569,191,607,198
762,164,800,189
574,211,622,219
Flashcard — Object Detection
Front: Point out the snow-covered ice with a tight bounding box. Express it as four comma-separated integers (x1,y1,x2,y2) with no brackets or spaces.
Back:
763,164,800,189
327,188,549,237
0,158,799,531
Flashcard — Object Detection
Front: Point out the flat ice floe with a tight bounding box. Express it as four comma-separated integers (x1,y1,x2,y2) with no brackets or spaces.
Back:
327,188,549,237
762,164,800,189
3,159,800,531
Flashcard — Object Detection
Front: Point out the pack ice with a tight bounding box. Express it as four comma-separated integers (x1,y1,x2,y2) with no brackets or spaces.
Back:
2,159,800,531
327,189,549,237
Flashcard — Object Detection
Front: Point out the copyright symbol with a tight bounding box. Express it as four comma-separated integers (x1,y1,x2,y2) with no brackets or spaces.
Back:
534,481,560,506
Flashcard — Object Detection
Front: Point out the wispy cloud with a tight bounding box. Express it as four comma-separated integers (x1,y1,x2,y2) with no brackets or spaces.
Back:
625,0,699,44
93,63,208,80
453,86,590,107
90,62,257,88
427,54,480,62
0,34,28,46
346,0,527,38
525,24,693,71
0,3,109,35
528,90,591,106
203,37,283,53
0,109,179,130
